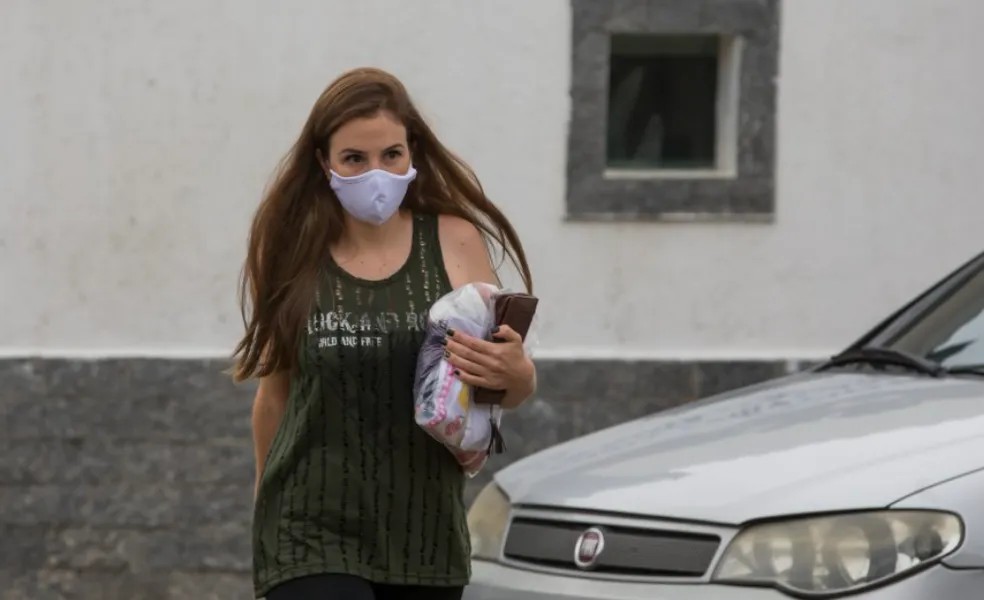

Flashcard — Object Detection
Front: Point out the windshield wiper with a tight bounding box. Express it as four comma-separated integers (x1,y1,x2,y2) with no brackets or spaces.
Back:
945,364,984,378
816,346,946,377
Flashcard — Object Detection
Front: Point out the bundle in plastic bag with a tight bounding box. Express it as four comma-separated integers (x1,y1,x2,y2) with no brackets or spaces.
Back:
413,282,508,477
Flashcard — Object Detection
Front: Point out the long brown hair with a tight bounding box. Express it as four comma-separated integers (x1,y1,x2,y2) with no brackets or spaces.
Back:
231,67,533,382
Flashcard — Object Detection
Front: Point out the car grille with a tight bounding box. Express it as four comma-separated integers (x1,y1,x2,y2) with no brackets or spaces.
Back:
503,517,721,577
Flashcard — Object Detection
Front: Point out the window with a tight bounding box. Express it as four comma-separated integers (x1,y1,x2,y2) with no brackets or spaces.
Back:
608,35,720,171
567,0,780,221
885,262,984,369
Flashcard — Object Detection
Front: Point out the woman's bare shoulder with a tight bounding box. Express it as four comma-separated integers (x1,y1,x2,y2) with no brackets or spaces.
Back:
436,214,498,289
437,213,483,242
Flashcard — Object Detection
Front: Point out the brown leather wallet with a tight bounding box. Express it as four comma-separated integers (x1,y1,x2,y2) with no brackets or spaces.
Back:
473,292,539,405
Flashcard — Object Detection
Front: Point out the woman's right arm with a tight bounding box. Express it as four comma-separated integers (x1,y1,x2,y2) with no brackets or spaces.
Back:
252,371,290,500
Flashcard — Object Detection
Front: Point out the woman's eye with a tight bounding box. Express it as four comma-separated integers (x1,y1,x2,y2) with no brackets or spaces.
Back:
344,155,363,163
386,150,403,160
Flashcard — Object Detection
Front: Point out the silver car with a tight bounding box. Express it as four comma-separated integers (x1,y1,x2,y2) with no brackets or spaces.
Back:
464,251,984,599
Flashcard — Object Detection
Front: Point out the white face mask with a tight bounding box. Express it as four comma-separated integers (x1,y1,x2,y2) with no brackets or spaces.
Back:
329,166,417,226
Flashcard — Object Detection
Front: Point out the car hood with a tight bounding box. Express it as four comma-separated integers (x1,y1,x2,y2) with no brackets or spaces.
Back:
495,372,984,524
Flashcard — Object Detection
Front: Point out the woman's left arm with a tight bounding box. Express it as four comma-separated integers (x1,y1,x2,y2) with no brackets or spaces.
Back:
439,215,537,409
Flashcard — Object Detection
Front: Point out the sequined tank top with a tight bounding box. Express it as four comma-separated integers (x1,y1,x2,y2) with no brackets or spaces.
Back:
251,213,470,598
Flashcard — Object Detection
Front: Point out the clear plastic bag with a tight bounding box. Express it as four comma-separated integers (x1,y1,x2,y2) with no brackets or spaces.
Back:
413,282,526,477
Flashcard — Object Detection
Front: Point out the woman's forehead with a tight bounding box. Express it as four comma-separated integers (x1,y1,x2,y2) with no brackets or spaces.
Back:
331,112,407,151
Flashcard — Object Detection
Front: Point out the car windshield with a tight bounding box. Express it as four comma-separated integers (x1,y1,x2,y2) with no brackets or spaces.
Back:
879,262,984,369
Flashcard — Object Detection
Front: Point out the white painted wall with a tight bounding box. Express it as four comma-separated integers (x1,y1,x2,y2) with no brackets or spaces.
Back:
1,0,982,360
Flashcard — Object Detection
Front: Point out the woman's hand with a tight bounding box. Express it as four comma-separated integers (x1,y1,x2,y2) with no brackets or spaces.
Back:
443,325,535,406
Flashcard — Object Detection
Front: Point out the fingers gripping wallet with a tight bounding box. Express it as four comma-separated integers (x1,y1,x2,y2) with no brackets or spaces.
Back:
473,292,539,406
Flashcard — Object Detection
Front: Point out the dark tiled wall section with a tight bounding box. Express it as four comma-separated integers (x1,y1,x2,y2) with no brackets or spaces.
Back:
0,358,795,598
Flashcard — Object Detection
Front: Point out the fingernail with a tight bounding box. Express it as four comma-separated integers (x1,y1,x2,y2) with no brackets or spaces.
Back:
491,326,500,335
443,349,450,359
453,369,460,376
447,328,456,337
439,337,448,346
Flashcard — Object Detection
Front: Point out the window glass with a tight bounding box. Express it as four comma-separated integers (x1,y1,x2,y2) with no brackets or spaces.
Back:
887,266,984,368
607,35,719,170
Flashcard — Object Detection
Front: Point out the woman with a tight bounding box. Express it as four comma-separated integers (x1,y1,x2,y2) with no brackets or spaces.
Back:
231,67,536,600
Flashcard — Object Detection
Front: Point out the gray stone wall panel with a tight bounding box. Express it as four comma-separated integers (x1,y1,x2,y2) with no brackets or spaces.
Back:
0,356,798,597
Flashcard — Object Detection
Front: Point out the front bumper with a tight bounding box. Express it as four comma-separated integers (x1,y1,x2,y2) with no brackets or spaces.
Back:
463,560,984,600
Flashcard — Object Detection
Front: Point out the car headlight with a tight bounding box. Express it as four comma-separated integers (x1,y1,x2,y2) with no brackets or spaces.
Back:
467,482,511,560
712,510,963,597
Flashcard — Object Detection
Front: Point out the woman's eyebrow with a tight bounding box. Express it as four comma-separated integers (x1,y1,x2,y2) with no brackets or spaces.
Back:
338,144,405,154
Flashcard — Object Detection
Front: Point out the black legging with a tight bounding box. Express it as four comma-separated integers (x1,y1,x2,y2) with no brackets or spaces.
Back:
266,574,465,600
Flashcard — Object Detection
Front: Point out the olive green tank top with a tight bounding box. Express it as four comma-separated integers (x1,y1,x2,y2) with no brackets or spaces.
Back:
251,213,470,598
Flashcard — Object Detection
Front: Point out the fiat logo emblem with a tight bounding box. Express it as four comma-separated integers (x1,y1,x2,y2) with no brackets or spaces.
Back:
574,527,606,569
